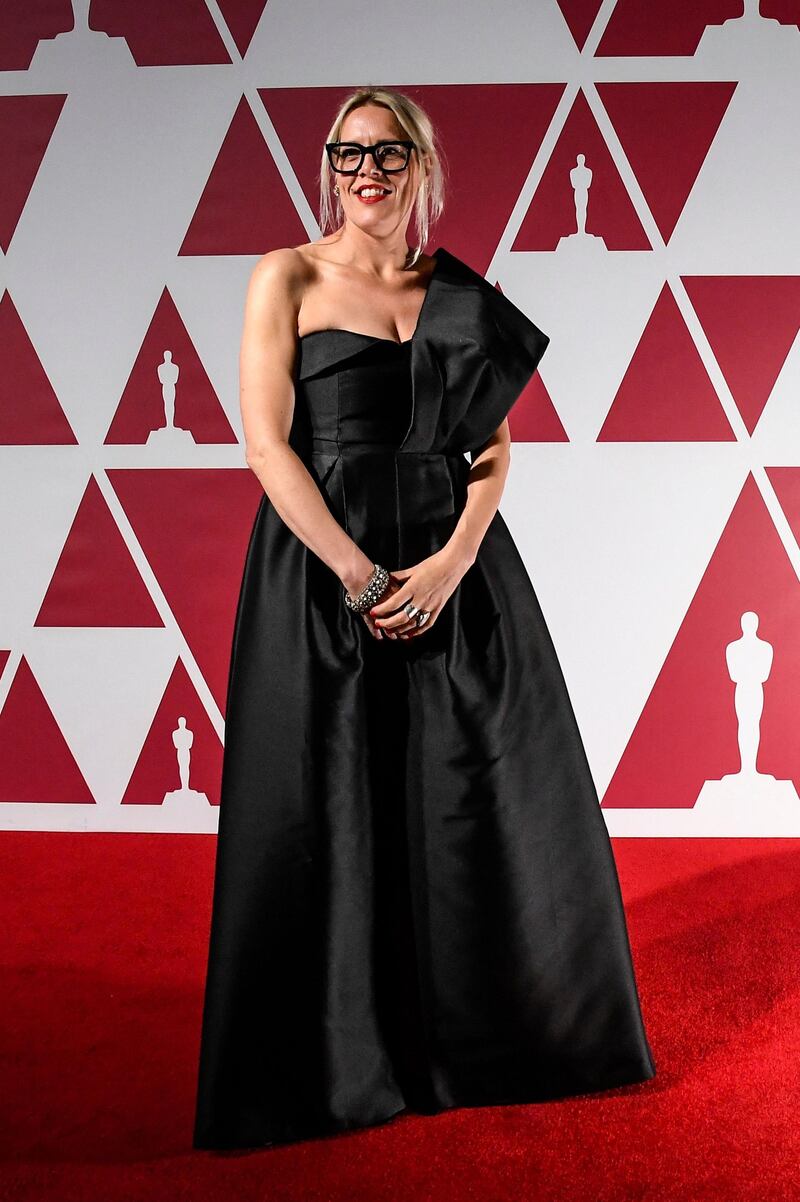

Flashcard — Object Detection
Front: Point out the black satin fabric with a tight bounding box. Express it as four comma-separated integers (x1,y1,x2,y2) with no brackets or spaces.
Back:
192,247,656,1150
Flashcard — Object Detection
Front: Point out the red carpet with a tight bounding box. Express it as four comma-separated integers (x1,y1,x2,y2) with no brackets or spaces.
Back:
0,833,797,1201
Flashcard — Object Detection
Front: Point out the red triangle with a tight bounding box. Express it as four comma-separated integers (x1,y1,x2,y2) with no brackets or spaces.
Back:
770,465,800,543
91,0,231,65
508,372,567,442
598,282,735,441
35,476,164,627
121,659,223,806
683,275,800,436
178,95,308,255
108,467,264,714
0,657,94,803
512,89,651,251
597,82,737,243
217,0,269,58
0,291,77,445
595,0,800,56
0,94,67,252
263,84,564,275
557,0,606,51
104,287,237,445
489,279,566,441
602,474,800,807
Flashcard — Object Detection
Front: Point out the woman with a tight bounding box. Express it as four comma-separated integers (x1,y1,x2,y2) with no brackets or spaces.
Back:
193,86,656,1151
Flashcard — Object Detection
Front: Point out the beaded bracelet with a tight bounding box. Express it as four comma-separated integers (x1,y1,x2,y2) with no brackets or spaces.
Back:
343,563,391,613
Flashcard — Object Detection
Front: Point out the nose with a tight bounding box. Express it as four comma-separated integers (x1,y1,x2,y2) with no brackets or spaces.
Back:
356,164,389,189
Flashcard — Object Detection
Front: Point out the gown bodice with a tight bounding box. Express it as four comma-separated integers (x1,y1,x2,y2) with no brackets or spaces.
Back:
291,330,472,568
296,332,414,450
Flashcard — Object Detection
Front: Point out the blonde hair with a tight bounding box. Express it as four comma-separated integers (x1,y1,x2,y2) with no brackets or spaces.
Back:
318,86,446,267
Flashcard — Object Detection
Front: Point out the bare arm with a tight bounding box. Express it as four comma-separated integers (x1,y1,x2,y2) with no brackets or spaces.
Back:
239,249,375,598
447,420,512,568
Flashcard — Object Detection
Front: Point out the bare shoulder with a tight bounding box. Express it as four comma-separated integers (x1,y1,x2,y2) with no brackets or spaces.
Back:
246,246,313,306
240,249,320,353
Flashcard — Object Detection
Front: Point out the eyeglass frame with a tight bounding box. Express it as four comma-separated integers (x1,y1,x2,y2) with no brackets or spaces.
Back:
325,139,417,175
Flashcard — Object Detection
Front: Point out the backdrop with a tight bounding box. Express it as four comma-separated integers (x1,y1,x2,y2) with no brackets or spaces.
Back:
1,0,799,838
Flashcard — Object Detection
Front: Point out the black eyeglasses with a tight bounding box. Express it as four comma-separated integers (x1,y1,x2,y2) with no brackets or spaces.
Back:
325,140,416,175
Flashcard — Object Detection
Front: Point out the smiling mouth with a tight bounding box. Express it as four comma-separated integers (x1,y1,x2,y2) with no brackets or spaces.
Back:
354,186,391,201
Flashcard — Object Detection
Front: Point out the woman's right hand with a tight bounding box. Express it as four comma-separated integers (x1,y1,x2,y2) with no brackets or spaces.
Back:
363,575,404,640
342,563,403,641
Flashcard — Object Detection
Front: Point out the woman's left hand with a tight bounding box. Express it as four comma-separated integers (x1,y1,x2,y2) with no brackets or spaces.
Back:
368,544,473,639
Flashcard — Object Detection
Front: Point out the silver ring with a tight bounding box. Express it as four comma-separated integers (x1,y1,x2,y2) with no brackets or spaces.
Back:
404,602,419,619
415,610,431,627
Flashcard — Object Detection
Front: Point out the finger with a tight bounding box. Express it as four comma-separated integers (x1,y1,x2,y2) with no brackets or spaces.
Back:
383,607,434,634
367,610,400,638
395,612,428,634
361,614,382,640
401,622,429,638
363,611,388,640
370,588,413,618
374,607,420,631
386,600,435,632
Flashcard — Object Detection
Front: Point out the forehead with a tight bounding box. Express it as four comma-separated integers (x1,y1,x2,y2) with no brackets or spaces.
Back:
339,105,403,140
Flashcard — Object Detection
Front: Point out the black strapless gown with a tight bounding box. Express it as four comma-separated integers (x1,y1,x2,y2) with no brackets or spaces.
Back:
192,247,656,1150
